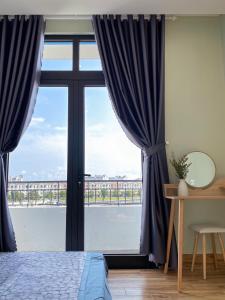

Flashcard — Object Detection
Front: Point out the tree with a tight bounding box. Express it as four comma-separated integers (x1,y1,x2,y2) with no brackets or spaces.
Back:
137,190,141,197
100,188,108,200
12,191,22,203
45,191,54,202
28,190,40,205
89,190,94,198
112,190,118,198
29,190,39,199
59,190,66,203
8,192,12,202
125,190,132,197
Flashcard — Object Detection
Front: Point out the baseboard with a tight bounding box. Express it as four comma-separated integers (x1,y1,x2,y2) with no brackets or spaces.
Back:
105,255,157,269
106,254,224,270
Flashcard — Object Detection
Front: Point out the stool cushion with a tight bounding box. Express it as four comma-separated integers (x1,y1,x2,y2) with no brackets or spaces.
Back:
190,224,225,233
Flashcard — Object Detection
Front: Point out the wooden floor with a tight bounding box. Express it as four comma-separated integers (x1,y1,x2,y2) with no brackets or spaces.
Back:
108,257,225,300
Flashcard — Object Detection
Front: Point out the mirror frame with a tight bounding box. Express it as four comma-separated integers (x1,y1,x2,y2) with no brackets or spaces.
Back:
185,151,216,189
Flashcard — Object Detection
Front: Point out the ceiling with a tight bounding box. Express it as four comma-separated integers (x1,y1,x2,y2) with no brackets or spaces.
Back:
1,0,225,15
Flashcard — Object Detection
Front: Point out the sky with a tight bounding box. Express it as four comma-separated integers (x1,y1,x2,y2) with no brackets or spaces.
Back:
9,51,141,181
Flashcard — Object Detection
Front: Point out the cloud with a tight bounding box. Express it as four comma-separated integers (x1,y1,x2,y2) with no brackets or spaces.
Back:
86,123,105,137
11,118,141,180
30,117,45,127
88,123,105,132
85,122,141,179
22,132,67,158
54,126,67,131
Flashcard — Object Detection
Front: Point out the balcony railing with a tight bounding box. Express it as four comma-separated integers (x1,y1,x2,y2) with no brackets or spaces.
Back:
8,180,142,207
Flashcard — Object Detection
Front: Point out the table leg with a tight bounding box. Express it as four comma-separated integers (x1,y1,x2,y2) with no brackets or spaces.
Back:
164,198,176,274
202,234,207,280
178,199,184,291
211,233,217,269
217,233,225,262
191,233,199,272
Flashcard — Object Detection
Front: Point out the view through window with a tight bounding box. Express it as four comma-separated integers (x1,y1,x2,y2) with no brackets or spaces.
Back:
9,87,68,251
8,38,142,253
84,87,142,253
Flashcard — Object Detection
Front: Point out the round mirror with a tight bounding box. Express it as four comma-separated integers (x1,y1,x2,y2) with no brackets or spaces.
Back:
185,151,216,188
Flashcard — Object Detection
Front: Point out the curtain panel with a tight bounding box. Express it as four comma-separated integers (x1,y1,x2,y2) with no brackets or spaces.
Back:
92,15,177,267
0,15,45,251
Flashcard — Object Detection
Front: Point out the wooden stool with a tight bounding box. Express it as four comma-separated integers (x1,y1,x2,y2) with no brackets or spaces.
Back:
190,224,225,279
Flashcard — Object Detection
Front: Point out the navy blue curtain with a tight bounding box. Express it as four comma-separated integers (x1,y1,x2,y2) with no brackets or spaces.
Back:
0,15,45,251
93,15,177,267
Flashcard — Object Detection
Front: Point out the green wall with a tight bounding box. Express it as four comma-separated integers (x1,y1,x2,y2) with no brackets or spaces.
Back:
166,16,225,253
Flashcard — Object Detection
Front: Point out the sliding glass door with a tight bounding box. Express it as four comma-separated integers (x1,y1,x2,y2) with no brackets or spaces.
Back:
9,86,68,251
82,85,142,254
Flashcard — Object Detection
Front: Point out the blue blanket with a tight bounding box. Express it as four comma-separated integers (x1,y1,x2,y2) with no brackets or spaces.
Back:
78,253,112,300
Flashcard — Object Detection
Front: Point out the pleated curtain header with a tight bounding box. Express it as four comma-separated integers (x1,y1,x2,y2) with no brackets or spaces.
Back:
93,15,163,21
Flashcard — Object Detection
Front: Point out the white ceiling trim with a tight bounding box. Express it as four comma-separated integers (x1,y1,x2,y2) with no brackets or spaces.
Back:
44,14,177,20
1,0,225,16
44,14,219,20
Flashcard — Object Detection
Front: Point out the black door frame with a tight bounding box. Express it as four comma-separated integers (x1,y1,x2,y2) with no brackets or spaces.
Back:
40,35,154,268
77,80,105,250
41,35,104,252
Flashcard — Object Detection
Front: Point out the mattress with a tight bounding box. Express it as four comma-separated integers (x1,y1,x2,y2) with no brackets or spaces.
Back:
0,251,112,300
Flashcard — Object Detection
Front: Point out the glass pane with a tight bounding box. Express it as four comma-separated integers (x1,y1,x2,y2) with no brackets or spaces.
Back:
79,42,102,70
9,87,68,251
84,87,142,254
42,41,73,70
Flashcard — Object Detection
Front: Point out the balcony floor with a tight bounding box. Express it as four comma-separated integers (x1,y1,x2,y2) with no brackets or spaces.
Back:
10,205,141,252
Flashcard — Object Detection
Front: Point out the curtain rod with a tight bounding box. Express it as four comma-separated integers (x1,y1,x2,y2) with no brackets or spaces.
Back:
44,15,177,21
0,15,176,21
1,14,219,21
44,14,220,21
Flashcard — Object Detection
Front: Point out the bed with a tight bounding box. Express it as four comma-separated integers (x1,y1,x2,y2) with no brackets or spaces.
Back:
0,251,112,300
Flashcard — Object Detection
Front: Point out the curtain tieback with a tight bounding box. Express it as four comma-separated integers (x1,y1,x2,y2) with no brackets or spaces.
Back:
143,143,165,157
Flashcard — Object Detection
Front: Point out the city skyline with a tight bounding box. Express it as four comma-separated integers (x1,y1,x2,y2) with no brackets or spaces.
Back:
9,174,142,182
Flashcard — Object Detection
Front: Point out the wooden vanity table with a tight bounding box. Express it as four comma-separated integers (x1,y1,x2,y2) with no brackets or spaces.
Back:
164,178,225,291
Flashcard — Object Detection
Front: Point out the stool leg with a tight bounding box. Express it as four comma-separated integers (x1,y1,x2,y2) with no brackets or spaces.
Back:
191,232,199,272
202,234,207,280
217,233,225,262
211,233,217,269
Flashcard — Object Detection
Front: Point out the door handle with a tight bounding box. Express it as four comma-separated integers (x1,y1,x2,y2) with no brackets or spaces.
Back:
77,174,91,186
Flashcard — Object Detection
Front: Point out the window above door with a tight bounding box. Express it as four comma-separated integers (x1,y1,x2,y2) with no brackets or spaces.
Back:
41,37,102,73
42,41,73,70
